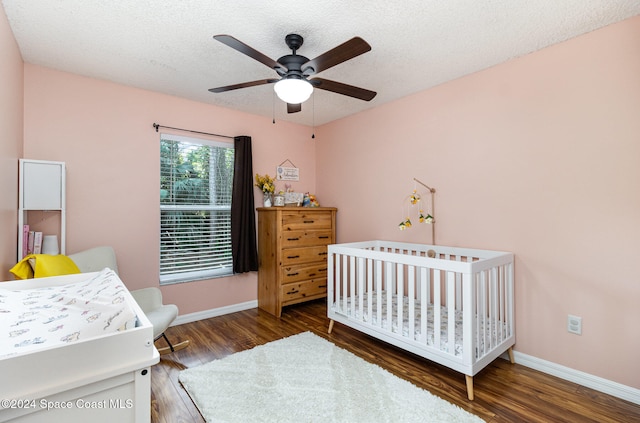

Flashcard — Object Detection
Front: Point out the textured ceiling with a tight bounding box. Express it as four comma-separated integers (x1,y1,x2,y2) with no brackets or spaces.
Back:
3,1,640,126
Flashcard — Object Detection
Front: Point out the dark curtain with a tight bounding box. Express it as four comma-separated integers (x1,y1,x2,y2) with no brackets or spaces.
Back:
231,136,259,273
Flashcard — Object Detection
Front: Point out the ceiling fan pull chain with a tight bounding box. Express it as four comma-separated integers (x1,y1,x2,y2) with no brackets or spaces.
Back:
312,92,316,139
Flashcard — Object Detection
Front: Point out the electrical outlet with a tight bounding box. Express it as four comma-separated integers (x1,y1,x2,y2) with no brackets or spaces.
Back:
567,314,582,335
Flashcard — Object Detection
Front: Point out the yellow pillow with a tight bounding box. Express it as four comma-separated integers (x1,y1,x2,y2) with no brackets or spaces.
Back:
10,254,81,280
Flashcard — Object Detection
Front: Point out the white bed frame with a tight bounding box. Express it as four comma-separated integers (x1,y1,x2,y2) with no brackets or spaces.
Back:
0,272,159,422
327,240,515,400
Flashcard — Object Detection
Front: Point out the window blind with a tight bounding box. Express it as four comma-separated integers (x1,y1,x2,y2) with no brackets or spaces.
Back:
160,133,234,284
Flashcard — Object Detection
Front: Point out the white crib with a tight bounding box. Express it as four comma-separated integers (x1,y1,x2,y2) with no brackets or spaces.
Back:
327,240,515,400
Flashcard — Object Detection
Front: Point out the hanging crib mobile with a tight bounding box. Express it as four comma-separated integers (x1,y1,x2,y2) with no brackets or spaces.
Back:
399,178,436,244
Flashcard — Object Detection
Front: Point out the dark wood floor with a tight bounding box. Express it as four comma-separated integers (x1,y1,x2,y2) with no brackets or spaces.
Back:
150,300,639,423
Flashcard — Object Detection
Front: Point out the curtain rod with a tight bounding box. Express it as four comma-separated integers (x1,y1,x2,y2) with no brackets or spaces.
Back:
152,123,234,140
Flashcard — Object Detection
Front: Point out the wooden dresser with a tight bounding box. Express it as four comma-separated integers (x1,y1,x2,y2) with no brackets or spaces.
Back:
257,207,337,317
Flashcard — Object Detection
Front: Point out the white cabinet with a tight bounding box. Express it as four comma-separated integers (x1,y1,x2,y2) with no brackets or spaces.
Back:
18,159,66,260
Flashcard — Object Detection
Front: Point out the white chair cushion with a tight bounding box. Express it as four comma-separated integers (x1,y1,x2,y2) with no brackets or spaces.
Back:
68,246,119,274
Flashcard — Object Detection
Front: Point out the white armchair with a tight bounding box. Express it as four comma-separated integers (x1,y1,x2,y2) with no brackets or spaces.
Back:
69,246,189,355
130,288,189,354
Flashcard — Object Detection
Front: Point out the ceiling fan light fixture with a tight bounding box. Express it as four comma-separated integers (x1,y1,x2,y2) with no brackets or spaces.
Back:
274,78,313,104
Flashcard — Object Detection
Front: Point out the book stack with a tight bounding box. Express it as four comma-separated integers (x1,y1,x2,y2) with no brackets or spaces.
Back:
23,225,44,255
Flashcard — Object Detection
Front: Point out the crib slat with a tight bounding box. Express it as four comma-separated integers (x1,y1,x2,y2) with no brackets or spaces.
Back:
499,264,506,342
473,273,482,360
397,263,404,334
415,259,422,301
349,255,356,318
334,253,342,312
433,269,441,349
480,270,488,357
328,250,335,312
367,258,373,324
376,259,383,328
491,266,498,349
386,261,393,333
507,262,515,337
500,265,506,343
497,267,502,345
456,271,462,311
455,255,462,310
462,272,475,366
408,265,415,341
341,254,348,314
493,268,498,345
357,257,364,322
420,268,428,344
476,270,483,358
425,265,431,304
447,271,456,355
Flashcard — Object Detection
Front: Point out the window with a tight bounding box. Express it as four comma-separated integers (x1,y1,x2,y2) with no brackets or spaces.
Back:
159,133,234,284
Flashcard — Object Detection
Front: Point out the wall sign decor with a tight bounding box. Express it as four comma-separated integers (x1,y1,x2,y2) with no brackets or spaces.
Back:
276,159,299,181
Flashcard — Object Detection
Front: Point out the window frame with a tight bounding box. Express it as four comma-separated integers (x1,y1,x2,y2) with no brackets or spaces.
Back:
159,133,234,285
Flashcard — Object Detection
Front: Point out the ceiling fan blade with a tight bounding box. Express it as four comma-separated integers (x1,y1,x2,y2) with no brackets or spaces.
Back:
310,78,377,101
303,37,371,75
214,35,287,73
209,79,277,93
287,103,302,114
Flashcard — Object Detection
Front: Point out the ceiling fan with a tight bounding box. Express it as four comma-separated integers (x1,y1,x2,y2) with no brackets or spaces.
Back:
209,33,377,113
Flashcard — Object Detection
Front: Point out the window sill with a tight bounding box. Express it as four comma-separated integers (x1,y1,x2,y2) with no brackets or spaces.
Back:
160,267,233,285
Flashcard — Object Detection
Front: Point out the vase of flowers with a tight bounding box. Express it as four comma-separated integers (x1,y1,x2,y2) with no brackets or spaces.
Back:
255,173,276,207
263,192,273,207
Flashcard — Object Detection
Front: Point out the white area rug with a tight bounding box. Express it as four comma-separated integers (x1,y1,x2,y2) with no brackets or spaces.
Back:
179,332,483,423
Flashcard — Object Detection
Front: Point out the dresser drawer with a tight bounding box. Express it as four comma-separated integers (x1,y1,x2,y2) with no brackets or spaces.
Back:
281,263,328,284
281,279,327,304
281,230,332,248
282,211,333,230
281,245,329,266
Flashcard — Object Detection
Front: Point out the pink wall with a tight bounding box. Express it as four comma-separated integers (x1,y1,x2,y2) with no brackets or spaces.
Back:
21,65,317,314
316,17,640,389
3,5,639,392
0,6,22,275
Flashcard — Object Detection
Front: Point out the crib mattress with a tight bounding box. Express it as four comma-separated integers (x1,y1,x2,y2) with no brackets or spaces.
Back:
0,268,138,358
332,291,507,357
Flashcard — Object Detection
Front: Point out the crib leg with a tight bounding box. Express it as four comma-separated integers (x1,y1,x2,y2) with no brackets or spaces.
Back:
465,375,474,401
508,347,515,364
328,319,334,334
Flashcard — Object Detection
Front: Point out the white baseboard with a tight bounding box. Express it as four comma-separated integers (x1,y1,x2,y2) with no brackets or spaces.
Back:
512,350,640,405
172,304,639,406
172,300,258,326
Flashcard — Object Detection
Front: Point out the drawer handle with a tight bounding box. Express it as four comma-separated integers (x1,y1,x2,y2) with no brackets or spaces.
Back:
303,220,315,224
318,252,328,256
308,273,316,277
287,255,300,259
318,236,329,239
286,289,300,295
287,272,299,277
319,268,327,272
318,285,326,288
287,237,300,241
